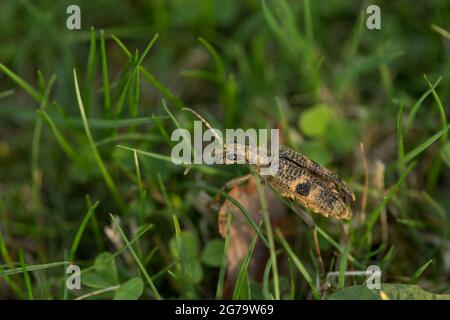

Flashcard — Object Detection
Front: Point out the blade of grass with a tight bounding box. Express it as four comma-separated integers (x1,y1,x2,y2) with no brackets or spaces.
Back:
19,250,34,300
100,30,111,112
75,285,120,300
172,214,197,298
431,24,450,41
94,133,160,147
133,150,146,224
69,201,100,261
379,245,396,273
232,234,257,299
81,224,154,275
86,116,167,128
117,145,178,162
262,259,275,300
0,261,69,277
338,238,351,289
303,0,314,43
255,177,280,300
411,259,433,283
216,213,232,299
0,230,24,297
63,250,69,300
406,77,442,130
131,60,141,117
397,101,405,170
200,183,269,247
110,214,162,299
288,259,295,300
400,125,450,165
0,89,14,99
31,74,57,210
198,37,225,83
111,34,132,59
84,27,97,115
85,195,105,252
137,33,159,66
347,10,365,58
157,174,174,216
114,70,134,116
0,63,41,102
37,110,76,159
139,66,182,107
162,99,182,128
396,218,426,228
424,75,448,144
73,69,125,211
315,226,364,269
276,228,320,299
366,161,416,240
118,145,224,176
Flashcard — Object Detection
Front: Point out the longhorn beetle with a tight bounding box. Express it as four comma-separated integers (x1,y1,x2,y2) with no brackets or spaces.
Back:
183,108,356,220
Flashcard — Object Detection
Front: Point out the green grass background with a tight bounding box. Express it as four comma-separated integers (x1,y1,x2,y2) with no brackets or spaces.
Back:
0,0,449,299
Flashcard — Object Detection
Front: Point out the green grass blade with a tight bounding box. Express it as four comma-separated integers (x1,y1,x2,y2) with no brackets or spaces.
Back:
215,213,232,299
110,214,162,299
232,234,257,299
111,34,132,59
262,259,275,300
31,74,57,209
338,239,351,289
397,101,405,170
172,214,197,298
19,250,34,300
400,125,450,165
424,75,448,144
255,177,280,300
81,224,154,275
73,69,125,210
411,259,433,283
69,200,100,261
0,63,41,102
431,24,450,41
379,245,396,269
200,183,269,247
303,0,314,43
137,34,159,66
84,27,97,114
117,145,174,163
37,110,76,159
133,149,144,195
0,89,14,99
162,99,181,128
139,66,182,107
315,226,363,269
157,174,174,216
0,262,69,277
276,228,320,299
86,116,167,128
94,133,160,147
100,30,111,112
118,145,223,176
366,161,416,236
406,77,442,130
198,37,225,82
114,71,133,116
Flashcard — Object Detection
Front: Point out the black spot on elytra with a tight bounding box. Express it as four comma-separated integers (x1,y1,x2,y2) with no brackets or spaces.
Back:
295,183,310,196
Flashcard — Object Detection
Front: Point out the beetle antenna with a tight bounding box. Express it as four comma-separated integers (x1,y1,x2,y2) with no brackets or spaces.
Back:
183,107,224,146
